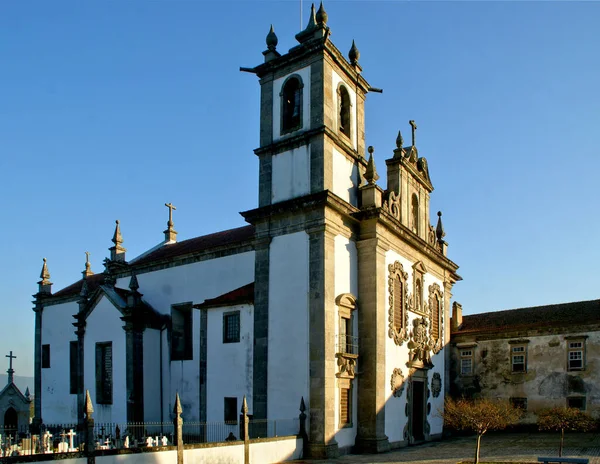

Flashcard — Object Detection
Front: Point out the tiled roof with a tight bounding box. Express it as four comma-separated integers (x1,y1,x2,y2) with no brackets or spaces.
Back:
131,225,254,266
195,283,254,308
454,299,600,334
52,225,255,298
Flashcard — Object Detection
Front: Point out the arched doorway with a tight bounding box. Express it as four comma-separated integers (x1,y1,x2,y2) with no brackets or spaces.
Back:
4,407,18,435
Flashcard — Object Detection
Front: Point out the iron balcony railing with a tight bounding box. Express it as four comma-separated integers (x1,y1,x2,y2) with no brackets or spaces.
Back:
336,334,359,356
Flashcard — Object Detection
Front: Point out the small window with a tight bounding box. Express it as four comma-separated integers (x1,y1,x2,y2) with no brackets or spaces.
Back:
431,294,441,342
223,311,241,344
340,387,352,427
460,349,473,375
393,275,404,332
171,304,193,361
70,341,79,394
338,85,351,138
224,397,238,424
510,397,528,411
95,342,112,405
567,396,586,411
511,345,527,373
281,76,303,134
567,340,585,371
42,344,50,369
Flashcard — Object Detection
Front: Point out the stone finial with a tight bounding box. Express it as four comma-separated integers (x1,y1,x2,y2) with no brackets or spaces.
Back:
129,273,139,292
364,146,379,185
109,220,127,262
37,258,52,295
25,387,30,400
396,131,404,149
316,2,328,25
436,211,446,242
85,390,94,417
349,40,360,66
266,25,278,51
164,203,178,243
241,395,248,414
306,3,317,30
299,396,306,413
174,392,183,415
82,251,94,278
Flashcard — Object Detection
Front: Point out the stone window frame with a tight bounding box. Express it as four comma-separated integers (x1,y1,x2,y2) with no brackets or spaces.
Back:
428,283,443,354
567,396,586,411
337,82,353,140
171,303,194,361
566,336,587,371
338,377,353,428
280,74,304,135
223,310,241,344
510,397,528,411
224,397,238,424
336,293,357,355
457,343,477,376
41,344,50,369
95,341,113,405
388,261,409,346
509,339,529,373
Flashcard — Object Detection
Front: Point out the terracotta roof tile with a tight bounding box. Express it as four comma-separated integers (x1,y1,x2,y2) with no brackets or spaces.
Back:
52,273,105,298
195,283,254,308
454,299,600,334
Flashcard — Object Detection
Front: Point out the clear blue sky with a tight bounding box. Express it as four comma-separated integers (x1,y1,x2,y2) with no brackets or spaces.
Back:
1,1,599,377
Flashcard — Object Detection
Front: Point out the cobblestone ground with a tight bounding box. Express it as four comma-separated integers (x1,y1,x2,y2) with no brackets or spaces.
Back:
291,433,600,464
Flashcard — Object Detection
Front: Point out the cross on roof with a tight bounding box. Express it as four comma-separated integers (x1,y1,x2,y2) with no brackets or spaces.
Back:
6,351,16,371
165,202,177,226
409,120,417,147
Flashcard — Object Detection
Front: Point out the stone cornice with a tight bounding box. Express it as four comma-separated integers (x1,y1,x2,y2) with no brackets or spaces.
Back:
353,207,461,282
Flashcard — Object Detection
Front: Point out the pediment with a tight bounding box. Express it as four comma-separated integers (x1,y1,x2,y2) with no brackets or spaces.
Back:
412,261,427,275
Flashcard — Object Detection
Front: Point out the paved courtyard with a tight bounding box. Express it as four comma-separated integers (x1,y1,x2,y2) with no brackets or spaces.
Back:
292,432,600,463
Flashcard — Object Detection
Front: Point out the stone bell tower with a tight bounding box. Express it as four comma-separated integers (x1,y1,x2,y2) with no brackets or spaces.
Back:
241,3,376,458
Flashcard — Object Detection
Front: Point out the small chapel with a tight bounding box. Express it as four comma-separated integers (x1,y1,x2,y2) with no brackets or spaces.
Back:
0,352,32,436
31,4,460,458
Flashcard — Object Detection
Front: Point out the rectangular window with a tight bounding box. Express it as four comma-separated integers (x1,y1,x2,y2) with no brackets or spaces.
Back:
511,345,527,373
340,387,352,427
96,342,113,405
42,344,50,368
171,304,193,360
567,340,585,371
510,397,528,411
460,349,473,375
70,341,79,394
567,396,586,411
223,311,240,344
224,397,238,424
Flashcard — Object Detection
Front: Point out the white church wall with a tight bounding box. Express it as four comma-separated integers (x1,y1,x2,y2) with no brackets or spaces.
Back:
331,148,359,207
267,232,309,421
331,71,358,151
206,303,253,426
143,328,162,422
116,251,254,422
84,296,127,424
272,66,311,142
249,437,303,462
41,300,78,424
384,250,446,441
271,145,311,203
333,235,358,448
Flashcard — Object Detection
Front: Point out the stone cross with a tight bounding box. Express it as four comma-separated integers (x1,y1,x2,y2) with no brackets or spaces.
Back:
43,431,52,453
85,252,90,264
409,120,417,146
66,429,76,451
165,202,177,226
5,351,15,384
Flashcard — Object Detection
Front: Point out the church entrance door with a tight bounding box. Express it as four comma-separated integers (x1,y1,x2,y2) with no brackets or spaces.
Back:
4,407,18,435
411,380,425,442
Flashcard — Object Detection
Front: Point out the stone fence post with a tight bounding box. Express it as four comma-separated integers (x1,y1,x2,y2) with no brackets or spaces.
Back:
299,397,308,458
173,393,183,464
242,396,249,464
84,390,95,463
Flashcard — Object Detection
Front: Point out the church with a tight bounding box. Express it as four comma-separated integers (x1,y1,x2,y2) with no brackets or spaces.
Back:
31,4,460,458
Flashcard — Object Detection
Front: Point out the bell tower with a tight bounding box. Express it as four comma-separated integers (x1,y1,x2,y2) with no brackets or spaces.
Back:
241,3,376,458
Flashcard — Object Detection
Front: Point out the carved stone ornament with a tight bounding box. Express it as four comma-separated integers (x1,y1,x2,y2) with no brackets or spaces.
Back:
428,283,444,354
336,354,357,379
407,317,432,368
390,368,406,398
388,261,410,346
428,224,437,246
431,372,442,398
388,191,401,221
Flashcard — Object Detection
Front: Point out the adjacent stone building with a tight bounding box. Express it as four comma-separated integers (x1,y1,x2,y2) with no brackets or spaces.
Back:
450,300,600,423
31,5,460,457
0,352,32,435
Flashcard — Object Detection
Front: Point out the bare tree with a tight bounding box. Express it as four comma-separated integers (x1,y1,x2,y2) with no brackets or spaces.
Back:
442,397,522,463
538,407,596,457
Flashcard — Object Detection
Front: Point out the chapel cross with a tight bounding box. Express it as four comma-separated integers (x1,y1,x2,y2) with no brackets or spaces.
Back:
165,202,177,225
6,351,16,371
409,120,417,146
85,251,90,264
